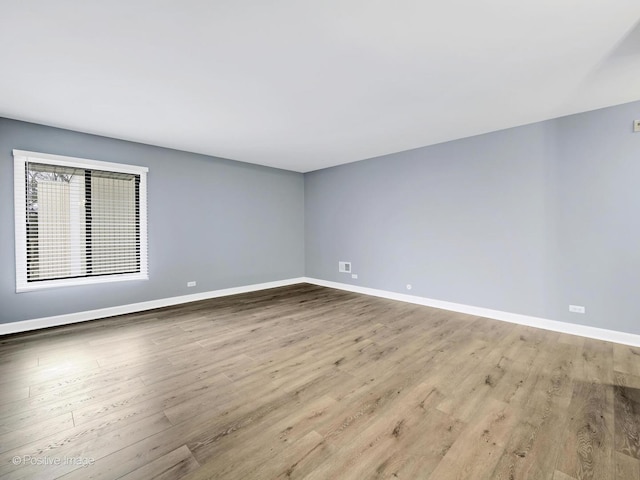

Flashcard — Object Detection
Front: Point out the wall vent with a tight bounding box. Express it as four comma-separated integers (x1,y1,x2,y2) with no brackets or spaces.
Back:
338,261,351,273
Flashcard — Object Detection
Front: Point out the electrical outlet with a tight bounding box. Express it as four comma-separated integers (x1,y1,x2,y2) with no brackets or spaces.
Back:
187,281,196,287
351,274,358,279
338,261,351,273
569,305,585,314
634,120,640,132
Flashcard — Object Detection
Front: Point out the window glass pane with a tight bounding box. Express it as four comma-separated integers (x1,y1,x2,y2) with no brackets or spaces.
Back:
90,171,139,275
26,163,86,281
24,162,141,282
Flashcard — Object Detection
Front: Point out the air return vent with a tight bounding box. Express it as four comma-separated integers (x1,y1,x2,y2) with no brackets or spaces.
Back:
338,261,351,273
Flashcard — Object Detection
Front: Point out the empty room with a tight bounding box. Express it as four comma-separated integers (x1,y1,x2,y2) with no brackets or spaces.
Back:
1,2,640,479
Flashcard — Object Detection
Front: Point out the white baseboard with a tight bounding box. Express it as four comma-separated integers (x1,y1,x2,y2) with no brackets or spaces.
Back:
0,277,306,335
5,276,640,348
302,277,640,348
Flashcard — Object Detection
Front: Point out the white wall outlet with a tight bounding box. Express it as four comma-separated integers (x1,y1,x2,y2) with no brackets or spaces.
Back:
351,274,358,279
569,305,585,314
634,120,640,132
406,284,412,290
187,281,196,287
338,261,351,273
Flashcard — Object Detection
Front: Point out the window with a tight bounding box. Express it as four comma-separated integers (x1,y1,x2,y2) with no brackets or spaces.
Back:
13,150,148,292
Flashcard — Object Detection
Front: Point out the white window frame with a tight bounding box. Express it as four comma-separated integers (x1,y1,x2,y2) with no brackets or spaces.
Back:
13,150,149,293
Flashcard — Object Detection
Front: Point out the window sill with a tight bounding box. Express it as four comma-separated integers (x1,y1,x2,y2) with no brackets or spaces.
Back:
16,273,149,293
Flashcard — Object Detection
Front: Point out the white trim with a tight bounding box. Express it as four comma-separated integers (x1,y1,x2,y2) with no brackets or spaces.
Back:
16,273,149,293
12,150,148,174
139,168,148,278
0,278,306,335
302,277,640,348
13,151,149,293
14,156,26,292
4,276,640,348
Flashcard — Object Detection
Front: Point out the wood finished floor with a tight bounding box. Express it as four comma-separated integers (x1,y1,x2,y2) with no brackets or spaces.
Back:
1,284,639,480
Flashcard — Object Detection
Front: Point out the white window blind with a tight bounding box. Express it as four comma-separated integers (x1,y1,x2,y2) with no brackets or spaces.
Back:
13,150,148,292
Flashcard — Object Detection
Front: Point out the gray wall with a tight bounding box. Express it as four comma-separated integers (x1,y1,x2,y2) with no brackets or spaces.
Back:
306,100,640,335
3,101,639,334
0,118,305,323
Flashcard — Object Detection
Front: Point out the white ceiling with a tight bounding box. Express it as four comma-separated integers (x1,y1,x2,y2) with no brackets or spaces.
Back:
1,1,639,172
